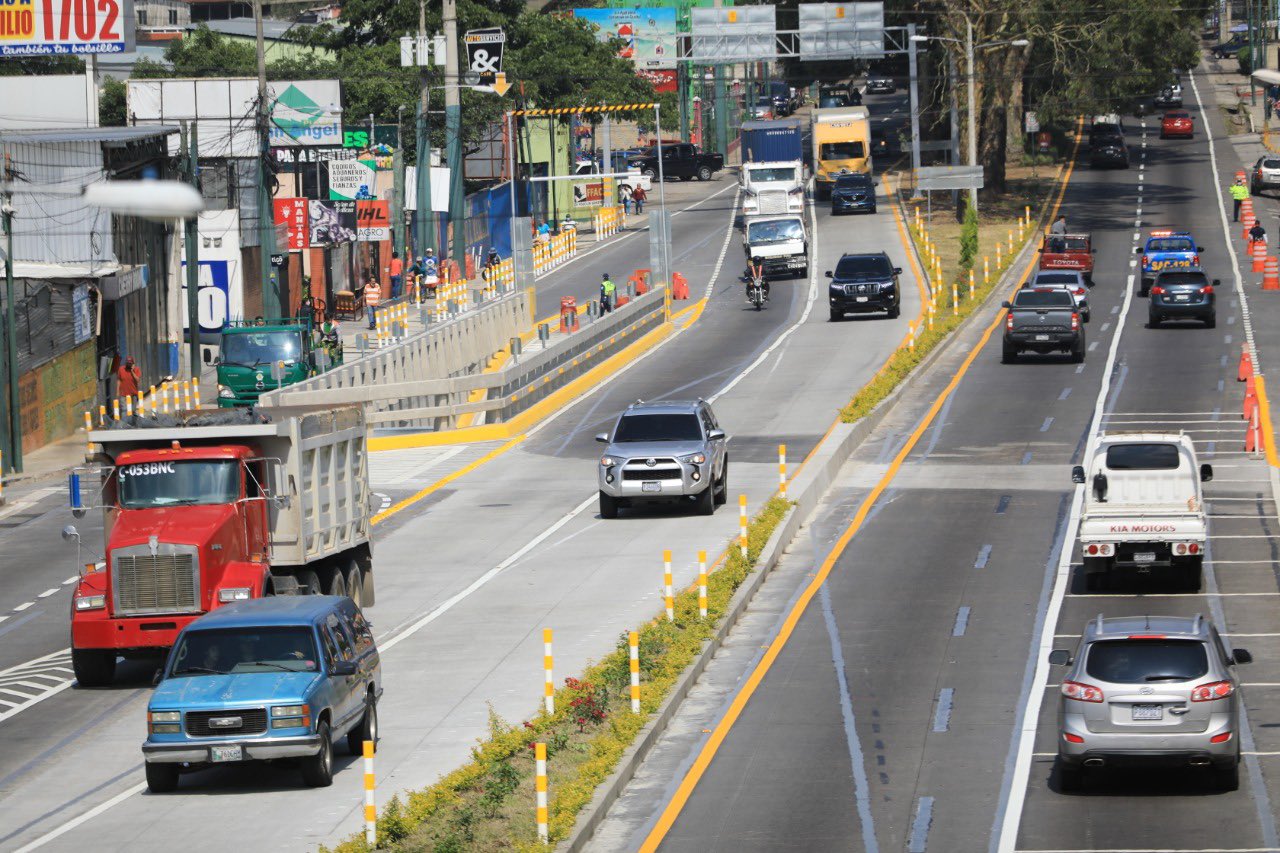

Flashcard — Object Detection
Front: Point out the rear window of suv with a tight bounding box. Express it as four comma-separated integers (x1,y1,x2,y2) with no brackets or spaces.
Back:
1154,272,1208,286
1012,291,1074,308
1263,158,1280,169
613,413,702,442
1146,237,1194,252
1085,639,1208,683
835,255,893,277
1105,443,1180,469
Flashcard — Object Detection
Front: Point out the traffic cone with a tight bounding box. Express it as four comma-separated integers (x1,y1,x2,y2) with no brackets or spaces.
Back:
1246,409,1259,452
1243,209,1257,241
1266,257,1280,291
1244,373,1257,420
1239,346,1254,382
1253,239,1267,272
1237,169,1248,184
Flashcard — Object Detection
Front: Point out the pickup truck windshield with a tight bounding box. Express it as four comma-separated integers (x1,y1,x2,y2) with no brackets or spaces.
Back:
1105,443,1180,469
614,414,702,442
747,167,798,182
221,330,303,367
118,460,239,508
819,141,865,160
1085,640,1207,683
747,219,804,243
1012,291,1074,308
1146,237,1194,253
170,627,319,676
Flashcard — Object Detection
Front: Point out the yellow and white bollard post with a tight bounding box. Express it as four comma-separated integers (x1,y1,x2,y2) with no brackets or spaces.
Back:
969,269,975,300
629,631,641,714
984,256,990,285
698,550,708,620
951,283,959,315
112,399,121,422
543,628,554,714
535,743,549,844
161,384,170,415
192,378,200,410
126,395,135,418
182,380,192,410
663,550,674,622
84,411,93,455
363,740,376,847
778,444,787,500
908,322,916,351
98,404,106,426
996,242,1002,268
739,495,748,559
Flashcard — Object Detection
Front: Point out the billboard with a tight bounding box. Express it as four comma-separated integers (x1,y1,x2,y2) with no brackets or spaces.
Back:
572,181,604,208
356,201,390,242
690,6,777,63
128,78,342,157
574,8,676,70
308,200,356,245
797,3,884,60
273,199,309,250
0,0,135,56
328,159,377,200
182,210,244,334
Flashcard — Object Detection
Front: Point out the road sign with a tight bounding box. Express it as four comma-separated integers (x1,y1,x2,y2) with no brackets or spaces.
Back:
915,165,984,192
797,3,884,60
465,27,505,85
689,6,777,63
1025,111,1039,133
491,73,512,96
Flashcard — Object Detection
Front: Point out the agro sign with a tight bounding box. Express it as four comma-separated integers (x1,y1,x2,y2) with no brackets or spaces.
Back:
0,0,136,56
356,200,389,242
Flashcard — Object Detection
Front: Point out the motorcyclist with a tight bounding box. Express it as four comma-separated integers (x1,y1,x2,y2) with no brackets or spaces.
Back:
745,255,769,303
316,313,342,366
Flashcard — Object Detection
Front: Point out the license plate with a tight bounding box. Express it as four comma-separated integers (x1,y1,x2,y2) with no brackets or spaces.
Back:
1035,334,1050,341
1174,294,1189,301
856,296,869,302
642,482,661,493
1131,704,1163,721
211,745,242,763
1133,551,1157,563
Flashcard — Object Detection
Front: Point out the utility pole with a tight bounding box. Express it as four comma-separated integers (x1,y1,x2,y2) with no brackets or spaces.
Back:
253,0,280,317
181,121,201,381
415,0,433,260
907,23,923,200
393,104,406,262
2,155,19,474
965,17,979,214
443,0,466,272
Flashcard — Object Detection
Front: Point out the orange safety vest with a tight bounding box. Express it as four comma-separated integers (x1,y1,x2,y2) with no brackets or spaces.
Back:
364,281,382,306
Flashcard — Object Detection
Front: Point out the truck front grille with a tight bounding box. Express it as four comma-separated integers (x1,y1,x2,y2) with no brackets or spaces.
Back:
758,191,790,214
186,708,268,737
112,546,200,616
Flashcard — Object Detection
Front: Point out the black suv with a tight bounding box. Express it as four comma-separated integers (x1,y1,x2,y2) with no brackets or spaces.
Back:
1090,132,1129,168
826,252,902,321
1149,268,1217,328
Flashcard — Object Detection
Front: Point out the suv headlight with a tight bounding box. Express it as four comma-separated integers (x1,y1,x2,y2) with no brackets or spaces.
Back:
74,594,105,611
600,456,617,467
679,452,706,464
218,385,235,399
271,704,311,728
271,704,309,717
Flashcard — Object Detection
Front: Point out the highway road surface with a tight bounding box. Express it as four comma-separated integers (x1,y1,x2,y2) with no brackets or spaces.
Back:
0,91,923,850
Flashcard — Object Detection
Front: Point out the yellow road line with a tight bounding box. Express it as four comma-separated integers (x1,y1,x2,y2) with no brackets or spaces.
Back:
1254,375,1280,467
638,125,1082,853
370,436,526,526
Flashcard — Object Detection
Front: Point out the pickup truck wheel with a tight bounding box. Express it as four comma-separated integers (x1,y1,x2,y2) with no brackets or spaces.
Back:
296,569,323,596
345,562,365,607
642,168,657,180
145,762,180,793
695,485,715,516
599,491,619,519
301,721,334,788
72,648,116,687
1183,556,1204,592
347,694,378,755
1001,343,1017,364
697,166,712,181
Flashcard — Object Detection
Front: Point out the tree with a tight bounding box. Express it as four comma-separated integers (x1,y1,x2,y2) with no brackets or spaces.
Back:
133,23,257,78
0,55,84,76
101,77,127,126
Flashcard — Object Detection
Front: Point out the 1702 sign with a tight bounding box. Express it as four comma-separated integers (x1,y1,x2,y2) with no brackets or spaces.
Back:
0,0,135,56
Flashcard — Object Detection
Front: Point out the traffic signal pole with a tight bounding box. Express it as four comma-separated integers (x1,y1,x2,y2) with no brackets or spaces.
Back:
443,0,466,272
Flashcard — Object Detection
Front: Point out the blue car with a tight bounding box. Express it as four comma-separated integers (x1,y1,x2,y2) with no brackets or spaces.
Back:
142,596,382,792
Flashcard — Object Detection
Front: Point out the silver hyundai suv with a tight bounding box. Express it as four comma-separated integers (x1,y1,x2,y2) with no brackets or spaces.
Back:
1048,614,1252,792
596,399,728,519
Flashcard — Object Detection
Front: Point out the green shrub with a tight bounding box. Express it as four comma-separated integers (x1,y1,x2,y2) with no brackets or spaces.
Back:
1238,46,1252,76
958,204,979,270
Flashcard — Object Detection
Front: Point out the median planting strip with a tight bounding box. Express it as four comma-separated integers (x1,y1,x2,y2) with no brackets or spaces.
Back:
323,136,1080,853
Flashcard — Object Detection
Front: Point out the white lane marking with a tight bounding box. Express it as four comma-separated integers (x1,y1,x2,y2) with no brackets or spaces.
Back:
1088,342,1098,351
0,615,7,625
11,782,149,853
13,602,33,612
994,173,1139,851
1099,322,1110,332
1058,388,1071,401
36,589,57,599
61,576,77,585
952,606,971,637
0,649,77,724
701,185,743,302
1039,417,1053,432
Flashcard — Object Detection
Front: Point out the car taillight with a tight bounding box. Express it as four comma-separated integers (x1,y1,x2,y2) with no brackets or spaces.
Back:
1191,680,1235,702
1071,313,1080,330
1200,285,1214,294
1063,732,1085,744
1211,732,1233,744
1151,286,1165,295
1062,680,1104,702
1006,312,1014,331
1072,287,1086,296
1193,254,1200,266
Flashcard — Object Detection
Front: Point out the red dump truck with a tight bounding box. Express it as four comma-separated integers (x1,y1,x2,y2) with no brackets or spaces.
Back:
66,407,374,686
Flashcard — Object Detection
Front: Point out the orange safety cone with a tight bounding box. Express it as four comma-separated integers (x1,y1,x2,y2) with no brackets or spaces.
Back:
1243,209,1257,241
1244,373,1258,420
672,272,689,300
635,268,650,296
1253,239,1268,272
1266,257,1280,291
1236,169,1248,183
1246,410,1258,452
1239,345,1254,381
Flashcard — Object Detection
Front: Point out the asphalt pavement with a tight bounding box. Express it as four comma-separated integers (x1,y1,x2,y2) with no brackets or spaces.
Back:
580,65,1280,853
0,91,925,851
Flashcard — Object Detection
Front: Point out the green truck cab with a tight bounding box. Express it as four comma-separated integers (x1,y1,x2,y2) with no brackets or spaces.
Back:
209,318,342,407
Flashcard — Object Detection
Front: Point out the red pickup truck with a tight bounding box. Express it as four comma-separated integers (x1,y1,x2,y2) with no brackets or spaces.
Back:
1039,233,1095,284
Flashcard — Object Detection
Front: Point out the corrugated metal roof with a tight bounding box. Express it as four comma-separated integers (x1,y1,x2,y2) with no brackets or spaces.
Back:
0,126,179,145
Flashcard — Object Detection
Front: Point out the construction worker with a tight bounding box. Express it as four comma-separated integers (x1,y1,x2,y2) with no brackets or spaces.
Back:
388,251,403,299
364,274,382,330
600,272,616,313
1231,176,1250,222
316,313,342,366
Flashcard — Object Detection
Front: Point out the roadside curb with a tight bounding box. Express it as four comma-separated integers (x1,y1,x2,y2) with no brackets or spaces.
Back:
556,200,1045,853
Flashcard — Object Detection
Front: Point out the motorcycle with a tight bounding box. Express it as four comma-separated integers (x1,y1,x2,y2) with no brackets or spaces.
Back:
746,275,766,311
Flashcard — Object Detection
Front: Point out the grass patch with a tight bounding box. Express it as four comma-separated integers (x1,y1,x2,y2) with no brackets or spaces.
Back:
840,165,1065,424
322,497,793,853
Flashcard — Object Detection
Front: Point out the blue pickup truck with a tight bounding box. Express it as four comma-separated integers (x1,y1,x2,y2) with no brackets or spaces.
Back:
1135,230,1203,296
142,596,381,792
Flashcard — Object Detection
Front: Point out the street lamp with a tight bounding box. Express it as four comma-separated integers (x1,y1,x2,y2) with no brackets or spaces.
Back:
2,178,203,475
912,25,1029,213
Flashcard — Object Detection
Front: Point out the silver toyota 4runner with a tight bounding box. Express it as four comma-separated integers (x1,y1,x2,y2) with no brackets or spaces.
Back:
596,400,728,519
1048,613,1252,793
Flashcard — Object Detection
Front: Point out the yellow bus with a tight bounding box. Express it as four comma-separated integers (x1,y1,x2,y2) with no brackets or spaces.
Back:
811,106,872,199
